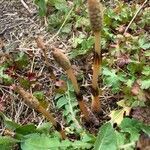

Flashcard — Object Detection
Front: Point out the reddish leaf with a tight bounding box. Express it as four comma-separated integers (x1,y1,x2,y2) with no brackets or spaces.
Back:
55,79,67,94
131,82,140,96
136,133,150,150
131,81,146,101
26,72,37,81
116,25,125,33
117,54,130,67
4,66,17,78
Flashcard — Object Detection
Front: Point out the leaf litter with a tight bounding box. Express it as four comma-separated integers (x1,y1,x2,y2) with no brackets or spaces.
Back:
0,0,150,149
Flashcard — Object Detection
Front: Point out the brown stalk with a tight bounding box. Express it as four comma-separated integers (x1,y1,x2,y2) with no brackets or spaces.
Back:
87,0,103,113
52,47,99,125
14,85,66,139
36,36,56,80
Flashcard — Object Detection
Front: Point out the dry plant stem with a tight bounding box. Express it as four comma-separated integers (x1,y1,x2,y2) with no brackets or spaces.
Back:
15,86,66,139
20,0,32,14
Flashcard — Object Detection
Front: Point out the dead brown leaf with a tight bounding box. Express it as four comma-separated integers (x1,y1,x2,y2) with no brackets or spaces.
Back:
117,53,130,67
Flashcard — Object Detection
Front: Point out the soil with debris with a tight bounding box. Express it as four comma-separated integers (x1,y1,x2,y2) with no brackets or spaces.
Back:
0,0,149,141
0,0,53,133
0,0,113,133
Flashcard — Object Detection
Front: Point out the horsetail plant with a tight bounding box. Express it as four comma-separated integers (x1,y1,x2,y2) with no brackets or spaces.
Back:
36,36,56,80
14,85,66,139
87,0,103,113
52,47,99,125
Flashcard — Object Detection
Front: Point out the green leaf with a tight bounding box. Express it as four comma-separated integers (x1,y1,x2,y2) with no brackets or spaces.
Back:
140,79,150,89
15,124,37,135
138,37,150,50
69,36,93,59
144,51,150,57
33,91,45,101
61,23,72,34
53,0,68,12
142,66,150,76
0,66,13,85
19,77,31,89
33,91,48,108
127,62,144,74
36,122,52,133
120,118,141,141
0,112,20,131
35,0,47,17
21,133,92,150
14,52,29,69
103,67,126,93
0,136,19,150
141,125,150,136
120,118,150,144
55,81,80,130
94,123,117,150
141,43,150,50
68,140,92,149
56,96,67,109
21,134,60,150
115,131,126,149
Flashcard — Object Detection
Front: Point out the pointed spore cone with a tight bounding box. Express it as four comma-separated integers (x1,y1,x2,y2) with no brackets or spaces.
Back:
87,0,103,32
52,47,71,71
15,85,66,139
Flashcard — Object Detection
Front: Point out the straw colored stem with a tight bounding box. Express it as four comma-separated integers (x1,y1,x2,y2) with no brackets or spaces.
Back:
66,69,80,94
66,68,99,124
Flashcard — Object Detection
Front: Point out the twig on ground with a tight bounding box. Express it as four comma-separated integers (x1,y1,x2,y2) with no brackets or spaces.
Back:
20,0,32,14
30,56,35,73
124,0,148,34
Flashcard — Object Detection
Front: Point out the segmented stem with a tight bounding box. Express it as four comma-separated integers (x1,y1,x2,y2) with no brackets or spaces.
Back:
88,0,103,113
15,86,66,139
52,47,99,125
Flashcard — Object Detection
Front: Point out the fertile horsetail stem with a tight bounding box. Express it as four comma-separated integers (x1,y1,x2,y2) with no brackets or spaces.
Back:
15,85,66,139
88,0,103,113
88,0,103,32
52,47,99,125
36,36,56,80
